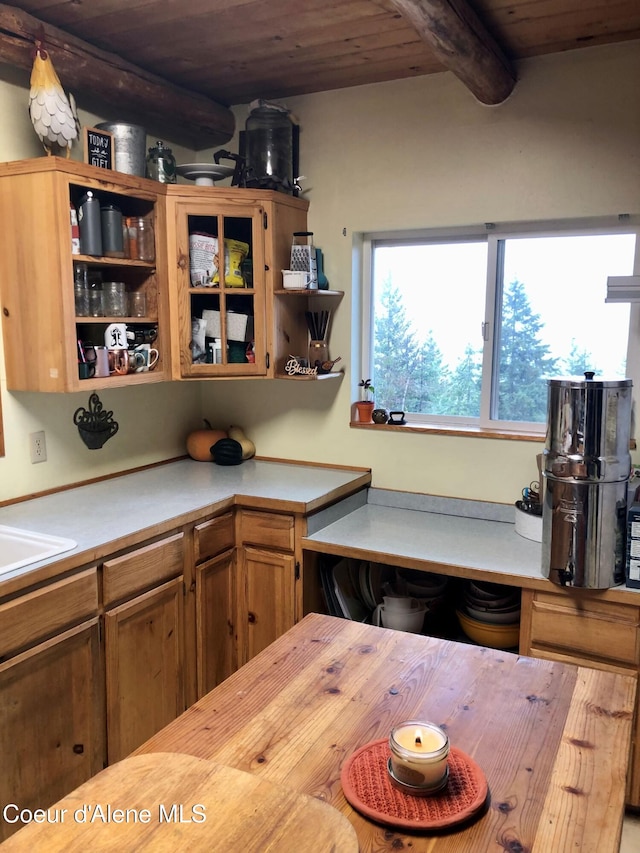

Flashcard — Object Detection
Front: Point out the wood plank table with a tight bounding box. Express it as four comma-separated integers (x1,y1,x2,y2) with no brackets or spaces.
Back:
131,613,636,852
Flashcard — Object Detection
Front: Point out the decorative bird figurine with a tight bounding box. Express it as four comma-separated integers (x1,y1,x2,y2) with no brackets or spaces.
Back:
29,38,79,157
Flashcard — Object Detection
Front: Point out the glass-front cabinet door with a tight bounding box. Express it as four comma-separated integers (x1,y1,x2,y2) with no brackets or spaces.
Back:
167,193,266,378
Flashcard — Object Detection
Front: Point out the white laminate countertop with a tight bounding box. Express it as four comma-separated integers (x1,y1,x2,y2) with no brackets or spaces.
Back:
304,502,544,583
0,458,369,590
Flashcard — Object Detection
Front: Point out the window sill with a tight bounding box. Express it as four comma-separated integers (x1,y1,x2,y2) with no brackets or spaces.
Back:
349,420,545,442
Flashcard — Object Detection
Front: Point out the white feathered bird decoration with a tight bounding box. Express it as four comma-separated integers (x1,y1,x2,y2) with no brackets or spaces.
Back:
29,39,79,156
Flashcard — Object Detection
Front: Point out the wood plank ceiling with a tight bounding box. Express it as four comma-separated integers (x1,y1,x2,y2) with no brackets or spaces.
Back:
1,0,639,147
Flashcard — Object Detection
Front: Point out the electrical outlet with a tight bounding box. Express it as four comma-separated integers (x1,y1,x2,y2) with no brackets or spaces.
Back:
30,431,47,464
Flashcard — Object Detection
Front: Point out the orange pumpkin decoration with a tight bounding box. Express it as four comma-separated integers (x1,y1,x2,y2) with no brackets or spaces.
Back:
186,420,227,462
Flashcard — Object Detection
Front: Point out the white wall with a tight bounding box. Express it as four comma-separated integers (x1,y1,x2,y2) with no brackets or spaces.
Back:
0,62,203,502
1,42,639,505
198,41,640,503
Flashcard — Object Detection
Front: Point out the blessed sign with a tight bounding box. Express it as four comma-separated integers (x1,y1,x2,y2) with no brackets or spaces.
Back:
84,127,114,170
284,356,318,377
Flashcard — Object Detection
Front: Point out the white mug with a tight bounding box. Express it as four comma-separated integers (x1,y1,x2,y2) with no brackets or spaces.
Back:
104,322,128,350
133,343,159,372
373,603,426,633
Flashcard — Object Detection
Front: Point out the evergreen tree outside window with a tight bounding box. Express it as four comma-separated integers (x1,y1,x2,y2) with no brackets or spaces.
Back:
364,223,637,433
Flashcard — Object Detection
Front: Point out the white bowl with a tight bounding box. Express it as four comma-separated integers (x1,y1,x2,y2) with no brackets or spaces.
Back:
465,604,521,625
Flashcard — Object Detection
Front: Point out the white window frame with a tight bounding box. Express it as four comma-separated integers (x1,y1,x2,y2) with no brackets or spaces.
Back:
361,217,640,435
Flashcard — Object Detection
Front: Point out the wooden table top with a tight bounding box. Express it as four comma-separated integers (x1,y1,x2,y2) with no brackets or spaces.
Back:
135,613,636,852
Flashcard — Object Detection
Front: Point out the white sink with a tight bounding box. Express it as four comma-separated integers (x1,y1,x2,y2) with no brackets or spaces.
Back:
0,525,77,576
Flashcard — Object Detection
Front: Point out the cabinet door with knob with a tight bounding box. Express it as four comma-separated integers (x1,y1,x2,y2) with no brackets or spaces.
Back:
236,509,297,664
194,511,237,698
0,619,104,842
102,533,185,764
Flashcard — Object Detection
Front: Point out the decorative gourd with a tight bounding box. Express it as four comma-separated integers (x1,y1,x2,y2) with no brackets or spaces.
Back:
211,438,244,466
227,425,256,460
186,419,227,462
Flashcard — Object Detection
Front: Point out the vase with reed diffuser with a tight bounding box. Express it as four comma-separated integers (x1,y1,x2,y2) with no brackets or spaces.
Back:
306,309,331,369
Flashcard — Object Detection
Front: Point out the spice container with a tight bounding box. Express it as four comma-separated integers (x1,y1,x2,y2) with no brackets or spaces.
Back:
388,721,450,793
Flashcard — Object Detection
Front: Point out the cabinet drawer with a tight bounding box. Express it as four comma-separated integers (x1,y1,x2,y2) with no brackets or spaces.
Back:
103,533,184,606
194,512,235,564
0,568,98,659
238,510,294,552
529,590,640,667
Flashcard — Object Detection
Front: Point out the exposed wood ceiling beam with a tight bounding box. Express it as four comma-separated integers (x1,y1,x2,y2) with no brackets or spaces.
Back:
388,0,516,105
0,3,235,148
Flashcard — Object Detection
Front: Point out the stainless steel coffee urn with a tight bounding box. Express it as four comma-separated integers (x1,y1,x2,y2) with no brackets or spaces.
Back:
542,372,632,588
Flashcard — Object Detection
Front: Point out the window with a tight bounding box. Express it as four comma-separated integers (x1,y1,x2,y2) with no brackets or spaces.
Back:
362,220,638,433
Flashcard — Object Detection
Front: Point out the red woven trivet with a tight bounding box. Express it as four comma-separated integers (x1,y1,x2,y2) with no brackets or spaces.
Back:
341,738,489,831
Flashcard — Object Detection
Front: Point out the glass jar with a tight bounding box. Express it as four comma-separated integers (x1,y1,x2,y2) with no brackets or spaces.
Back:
128,216,155,261
308,340,329,370
245,103,293,192
88,271,104,317
103,281,127,317
146,140,177,184
74,263,90,316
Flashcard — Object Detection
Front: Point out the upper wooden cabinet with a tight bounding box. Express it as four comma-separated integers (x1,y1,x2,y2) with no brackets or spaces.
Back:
0,159,329,390
0,157,170,393
165,185,308,379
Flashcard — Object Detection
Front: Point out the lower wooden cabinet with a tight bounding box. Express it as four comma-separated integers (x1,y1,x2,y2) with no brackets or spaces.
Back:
104,576,184,764
520,587,640,806
0,619,104,842
0,504,308,834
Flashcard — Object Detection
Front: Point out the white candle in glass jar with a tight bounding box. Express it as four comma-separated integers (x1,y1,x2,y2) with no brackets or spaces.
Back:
389,721,450,788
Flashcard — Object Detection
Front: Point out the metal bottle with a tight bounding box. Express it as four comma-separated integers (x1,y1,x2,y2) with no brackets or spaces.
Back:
78,191,103,256
542,372,632,589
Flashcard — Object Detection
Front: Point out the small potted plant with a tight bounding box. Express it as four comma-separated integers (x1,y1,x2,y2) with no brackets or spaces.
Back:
355,379,375,423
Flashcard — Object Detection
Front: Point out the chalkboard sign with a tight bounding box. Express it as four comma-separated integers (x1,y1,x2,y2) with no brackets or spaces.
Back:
83,126,114,170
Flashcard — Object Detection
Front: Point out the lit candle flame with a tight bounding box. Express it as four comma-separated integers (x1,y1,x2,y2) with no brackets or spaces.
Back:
414,728,422,747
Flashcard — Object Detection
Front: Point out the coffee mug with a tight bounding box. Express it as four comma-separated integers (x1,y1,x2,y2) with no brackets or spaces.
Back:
108,347,129,375
104,322,128,350
78,361,95,380
94,346,110,377
127,350,147,373
133,343,159,372
373,603,426,633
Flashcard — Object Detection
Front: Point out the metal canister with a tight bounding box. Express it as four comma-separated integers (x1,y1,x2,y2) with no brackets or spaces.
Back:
95,122,146,176
100,204,124,257
542,372,632,588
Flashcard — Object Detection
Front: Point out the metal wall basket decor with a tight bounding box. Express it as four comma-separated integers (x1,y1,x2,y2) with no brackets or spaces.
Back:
73,393,119,449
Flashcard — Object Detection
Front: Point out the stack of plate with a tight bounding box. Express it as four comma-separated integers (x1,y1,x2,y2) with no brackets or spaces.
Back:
456,580,520,649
